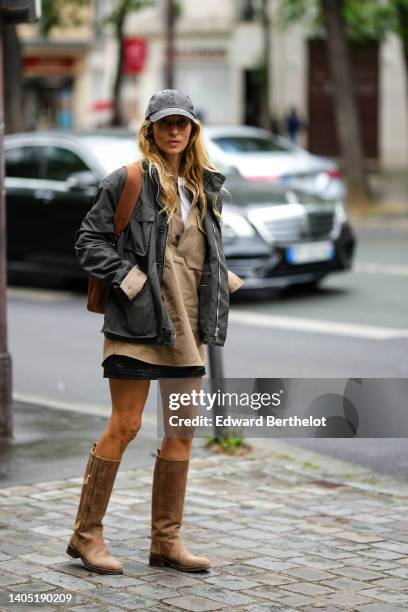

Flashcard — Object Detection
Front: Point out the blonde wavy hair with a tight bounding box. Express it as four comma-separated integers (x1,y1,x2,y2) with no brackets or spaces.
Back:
138,117,223,226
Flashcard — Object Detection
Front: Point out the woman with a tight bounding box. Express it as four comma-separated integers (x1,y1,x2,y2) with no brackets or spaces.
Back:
66,89,244,575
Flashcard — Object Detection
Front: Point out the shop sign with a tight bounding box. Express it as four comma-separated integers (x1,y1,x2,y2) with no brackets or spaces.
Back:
24,56,75,76
122,38,147,74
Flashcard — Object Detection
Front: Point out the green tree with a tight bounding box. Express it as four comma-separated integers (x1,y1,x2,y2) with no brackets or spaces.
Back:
320,0,369,205
279,0,394,41
278,0,376,205
391,1,408,108
259,0,272,130
40,0,89,36
279,0,408,205
103,0,156,126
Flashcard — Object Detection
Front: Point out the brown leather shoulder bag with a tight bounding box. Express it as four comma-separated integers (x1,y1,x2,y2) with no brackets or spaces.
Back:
87,161,143,314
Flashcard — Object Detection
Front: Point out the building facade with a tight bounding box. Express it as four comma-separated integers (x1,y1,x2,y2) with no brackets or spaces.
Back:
17,0,408,169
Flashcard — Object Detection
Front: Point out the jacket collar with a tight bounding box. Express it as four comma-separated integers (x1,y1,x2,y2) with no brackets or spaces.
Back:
141,159,225,194
203,168,226,193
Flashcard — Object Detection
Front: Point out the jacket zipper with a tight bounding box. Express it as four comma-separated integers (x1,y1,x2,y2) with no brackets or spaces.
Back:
155,169,176,345
76,450,96,528
210,216,221,340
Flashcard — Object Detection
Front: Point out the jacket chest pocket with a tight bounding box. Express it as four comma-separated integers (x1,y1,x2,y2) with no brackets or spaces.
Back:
125,212,154,257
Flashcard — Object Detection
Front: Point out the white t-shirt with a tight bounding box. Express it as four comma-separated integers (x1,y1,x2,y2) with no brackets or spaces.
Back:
177,176,192,226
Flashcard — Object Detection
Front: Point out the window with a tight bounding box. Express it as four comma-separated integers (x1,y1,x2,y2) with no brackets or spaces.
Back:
45,146,90,181
6,146,44,179
212,136,290,154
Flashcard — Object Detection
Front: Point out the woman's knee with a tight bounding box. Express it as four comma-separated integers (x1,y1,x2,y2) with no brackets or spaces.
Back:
108,415,143,444
108,378,149,444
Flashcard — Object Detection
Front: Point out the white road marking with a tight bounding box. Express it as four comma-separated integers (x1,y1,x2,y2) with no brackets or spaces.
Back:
229,310,408,340
354,262,408,276
12,392,158,423
7,287,78,301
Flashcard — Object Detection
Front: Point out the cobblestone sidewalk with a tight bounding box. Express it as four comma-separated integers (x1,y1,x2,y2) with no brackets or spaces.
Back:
1,440,408,611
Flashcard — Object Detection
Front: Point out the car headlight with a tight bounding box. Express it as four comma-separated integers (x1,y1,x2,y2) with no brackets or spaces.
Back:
334,201,347,224
222,211,256,238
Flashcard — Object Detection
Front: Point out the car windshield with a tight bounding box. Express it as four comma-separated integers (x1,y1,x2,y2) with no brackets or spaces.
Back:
85,137,139,174
212,136,290,154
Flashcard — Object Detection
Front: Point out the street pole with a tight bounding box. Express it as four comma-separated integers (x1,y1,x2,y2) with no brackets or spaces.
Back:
0,1,40,438
0,14,13,438
164,0,175,89
208,345,228,440
260,0,271,130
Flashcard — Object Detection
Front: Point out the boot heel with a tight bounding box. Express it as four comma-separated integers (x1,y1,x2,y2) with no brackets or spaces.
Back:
149,555,165,567
66,544,80,559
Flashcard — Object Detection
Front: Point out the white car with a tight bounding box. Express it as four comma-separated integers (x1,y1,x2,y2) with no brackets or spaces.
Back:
203,125,345,203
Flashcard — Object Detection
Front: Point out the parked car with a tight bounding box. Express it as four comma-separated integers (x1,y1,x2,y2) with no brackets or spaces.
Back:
204,125,345,202
219,167,355,290
5,130,355,290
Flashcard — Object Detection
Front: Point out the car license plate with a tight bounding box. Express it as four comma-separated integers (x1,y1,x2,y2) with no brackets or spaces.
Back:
286,241,335,264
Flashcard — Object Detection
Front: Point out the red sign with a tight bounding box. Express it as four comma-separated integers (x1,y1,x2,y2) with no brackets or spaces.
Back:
24,56,75,75
122,38,147,74
91,100,113,112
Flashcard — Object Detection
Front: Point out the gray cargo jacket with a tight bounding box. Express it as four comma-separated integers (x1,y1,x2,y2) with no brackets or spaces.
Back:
75,159,242,347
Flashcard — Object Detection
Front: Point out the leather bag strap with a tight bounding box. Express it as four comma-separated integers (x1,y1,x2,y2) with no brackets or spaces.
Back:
113,160,143,238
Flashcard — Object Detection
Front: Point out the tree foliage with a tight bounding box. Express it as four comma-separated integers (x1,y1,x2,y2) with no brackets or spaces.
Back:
278,0,407,42
40,0,90,37
393,0,408,46
103,0,154,28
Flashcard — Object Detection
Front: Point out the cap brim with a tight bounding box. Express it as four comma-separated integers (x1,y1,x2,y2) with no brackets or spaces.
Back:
148,108,196,122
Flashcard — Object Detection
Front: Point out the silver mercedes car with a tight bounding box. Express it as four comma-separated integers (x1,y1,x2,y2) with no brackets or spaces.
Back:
204,125,345,203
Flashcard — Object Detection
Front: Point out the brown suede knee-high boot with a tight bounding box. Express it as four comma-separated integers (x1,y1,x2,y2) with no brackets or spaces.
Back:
149,448,210,572
66,442,123,574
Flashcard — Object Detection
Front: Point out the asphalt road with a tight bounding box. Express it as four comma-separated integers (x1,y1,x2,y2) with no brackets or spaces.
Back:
6,218,408,480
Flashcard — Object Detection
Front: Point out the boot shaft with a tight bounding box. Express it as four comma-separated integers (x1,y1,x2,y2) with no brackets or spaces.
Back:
149,448,211,571
68,442,123,575
151,448,189,542
74,442,121,531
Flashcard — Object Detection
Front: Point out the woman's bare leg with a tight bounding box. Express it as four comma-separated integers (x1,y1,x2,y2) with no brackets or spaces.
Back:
95,378,151,460
158,376,203,460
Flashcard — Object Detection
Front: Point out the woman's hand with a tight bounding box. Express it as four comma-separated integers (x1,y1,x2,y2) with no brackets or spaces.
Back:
118,264,148,300
227,269,244,293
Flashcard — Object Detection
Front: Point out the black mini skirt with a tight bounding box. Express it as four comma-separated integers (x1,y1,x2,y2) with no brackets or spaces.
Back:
102,354,206,380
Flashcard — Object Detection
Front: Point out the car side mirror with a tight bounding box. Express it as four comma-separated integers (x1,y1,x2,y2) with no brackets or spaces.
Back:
66,171,99,191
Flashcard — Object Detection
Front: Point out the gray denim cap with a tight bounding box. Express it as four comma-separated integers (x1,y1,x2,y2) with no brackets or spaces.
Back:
145,89,196,122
